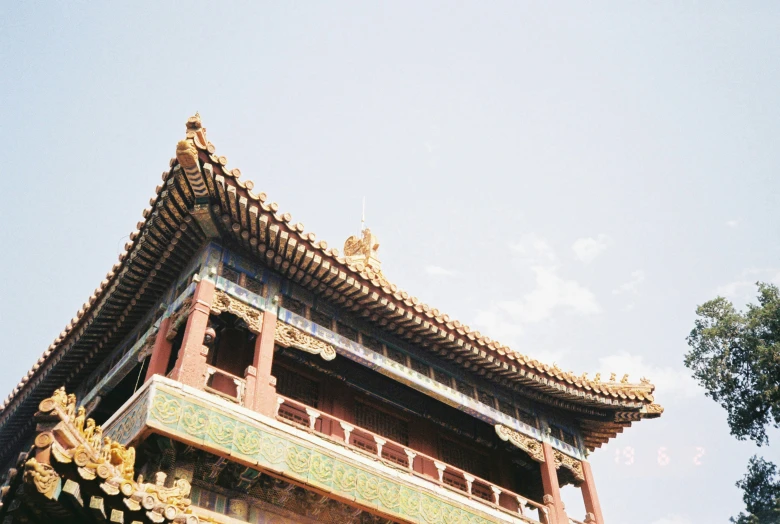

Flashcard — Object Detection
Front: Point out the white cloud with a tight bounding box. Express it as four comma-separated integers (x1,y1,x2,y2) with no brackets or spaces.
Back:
714,268,780,303
726,219,739,228
509,234,558,265
571,234,610,263
496,266,601,323
473,235,601,343
425,265,458,277
650,516,693,524
613,270,646,295
598,352,702,400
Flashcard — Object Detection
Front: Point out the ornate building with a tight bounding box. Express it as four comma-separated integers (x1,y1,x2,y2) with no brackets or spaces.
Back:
0,115,662,524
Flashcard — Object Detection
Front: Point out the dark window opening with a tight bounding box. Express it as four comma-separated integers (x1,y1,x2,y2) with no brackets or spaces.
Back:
478,390,497,409
245,277,264,297
361,334,382,352
455,379,474,397
433,368,452,387
409,357,431,377
274,365,319,408
517,409,538,429
439,437,489,480
498,399,516,417
386,347,407,366
354,401,409,445
207,313,256,378
309,308,333,329
219,264,241,284
282,296,306,317
336,322,358,342
90,356,150,427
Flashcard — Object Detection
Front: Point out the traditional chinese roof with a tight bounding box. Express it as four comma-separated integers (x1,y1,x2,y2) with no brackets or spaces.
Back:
0,115,662,462
0,388,200,524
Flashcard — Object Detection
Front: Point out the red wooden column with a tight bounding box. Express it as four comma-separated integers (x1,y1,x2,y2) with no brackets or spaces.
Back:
170,278,215,388
247,309,278,416
541,442,567,524
144,316,173,382
581,460,604,524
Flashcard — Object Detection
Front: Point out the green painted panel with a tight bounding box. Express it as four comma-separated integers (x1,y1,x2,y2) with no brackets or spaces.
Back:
130,384,525,524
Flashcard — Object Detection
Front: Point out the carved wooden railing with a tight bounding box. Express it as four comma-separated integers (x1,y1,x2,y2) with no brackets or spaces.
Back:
276,395,549,523
204,366,246,405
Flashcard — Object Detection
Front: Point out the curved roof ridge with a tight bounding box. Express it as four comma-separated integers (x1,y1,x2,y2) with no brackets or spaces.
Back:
180,114,661,410
0,114,664,425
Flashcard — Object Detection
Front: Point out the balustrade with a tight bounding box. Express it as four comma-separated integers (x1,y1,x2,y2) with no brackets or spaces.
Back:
204,366,247,404
276,395,549,523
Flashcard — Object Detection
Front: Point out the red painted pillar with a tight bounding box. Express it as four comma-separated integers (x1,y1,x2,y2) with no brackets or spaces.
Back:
170,279,215,388
248,309,278,416
145,316,173,382
541,442,567,524
243,363,258,410
581,460,604,524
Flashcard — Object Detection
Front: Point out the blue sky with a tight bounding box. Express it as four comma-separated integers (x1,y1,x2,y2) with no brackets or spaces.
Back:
2,3,779,523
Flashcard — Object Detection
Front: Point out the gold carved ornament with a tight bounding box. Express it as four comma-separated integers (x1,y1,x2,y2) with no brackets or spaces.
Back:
210,290,263,334
274,323,337,361
23,387,198,523
553,450,585,483
344,228,382,274
495,424,545,463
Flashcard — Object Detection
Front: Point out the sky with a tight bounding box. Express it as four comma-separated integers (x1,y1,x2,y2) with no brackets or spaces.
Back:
1,2,779,523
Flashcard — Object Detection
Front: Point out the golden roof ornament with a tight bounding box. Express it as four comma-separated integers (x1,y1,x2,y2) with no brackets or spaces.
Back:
344,198,382,273
344,228,382,273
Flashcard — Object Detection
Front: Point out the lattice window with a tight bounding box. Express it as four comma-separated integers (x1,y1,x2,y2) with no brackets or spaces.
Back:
336,322,358,342
433,368,452,388
283,296,306,317
220,264,241,284
409,357,431,377
549,425,577,447
498,399,516,418
309,308,333,329
275,366,319,408
517,409,538,429
439,438,489,480
455,379,474,397
386,347,407,366
478,390,496,408
245,277,264,296
354,402,409,445
361,334,383,352
561,428,577,447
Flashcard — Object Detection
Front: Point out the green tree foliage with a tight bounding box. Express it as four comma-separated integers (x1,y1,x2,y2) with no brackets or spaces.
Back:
685,283,780,523
731,457,780,524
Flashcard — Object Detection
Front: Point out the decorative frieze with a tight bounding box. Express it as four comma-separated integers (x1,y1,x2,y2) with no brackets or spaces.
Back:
495,424,545,463
275,323,337,361
553,450,585,483
211,289,263,334
120,377,523,524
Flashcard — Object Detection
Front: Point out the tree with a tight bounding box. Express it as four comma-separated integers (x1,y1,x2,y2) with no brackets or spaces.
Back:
685,282,780,523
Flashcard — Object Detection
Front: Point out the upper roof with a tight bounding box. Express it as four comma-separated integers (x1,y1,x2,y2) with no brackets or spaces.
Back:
0,115,662,459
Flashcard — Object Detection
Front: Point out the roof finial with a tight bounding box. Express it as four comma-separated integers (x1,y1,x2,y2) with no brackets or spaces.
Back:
361,196,366,232
344,205,382,275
